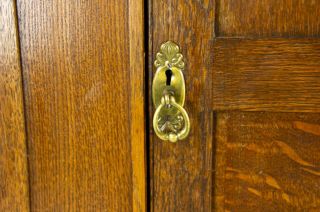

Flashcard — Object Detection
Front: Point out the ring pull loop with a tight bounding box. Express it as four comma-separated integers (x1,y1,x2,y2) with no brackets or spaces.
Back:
153,94,190,142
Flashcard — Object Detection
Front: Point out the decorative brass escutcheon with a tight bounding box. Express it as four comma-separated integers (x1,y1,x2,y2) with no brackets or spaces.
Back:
152,41,190,142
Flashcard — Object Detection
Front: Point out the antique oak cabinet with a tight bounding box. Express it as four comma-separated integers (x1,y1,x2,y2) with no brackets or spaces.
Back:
1,0,320,211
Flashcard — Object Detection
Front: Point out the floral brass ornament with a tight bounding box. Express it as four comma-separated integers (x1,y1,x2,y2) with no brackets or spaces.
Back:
154,41,185,69
152,41,190,142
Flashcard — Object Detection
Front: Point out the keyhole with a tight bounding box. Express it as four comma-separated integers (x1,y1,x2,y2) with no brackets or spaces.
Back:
166,69,173,86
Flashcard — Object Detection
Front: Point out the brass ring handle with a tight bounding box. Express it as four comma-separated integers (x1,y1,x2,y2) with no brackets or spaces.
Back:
152,41,190,142
153,94,190,142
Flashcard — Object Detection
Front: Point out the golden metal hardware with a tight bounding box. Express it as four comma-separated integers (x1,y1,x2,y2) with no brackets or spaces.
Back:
152,41,190,142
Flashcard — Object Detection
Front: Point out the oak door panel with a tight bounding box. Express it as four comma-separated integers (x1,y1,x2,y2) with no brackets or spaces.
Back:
17,0,145,211
213,0,320,211
149,0,215,211
213,38,320,112
215,112,320,211
217,0,320,37
0,1,29,211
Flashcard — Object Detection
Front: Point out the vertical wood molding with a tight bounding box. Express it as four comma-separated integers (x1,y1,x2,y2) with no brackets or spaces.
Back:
128,0,146,211
150,0,215,211
0,0,30,211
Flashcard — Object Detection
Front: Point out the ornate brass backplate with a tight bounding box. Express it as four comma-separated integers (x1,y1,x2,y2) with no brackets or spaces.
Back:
152,41,190,142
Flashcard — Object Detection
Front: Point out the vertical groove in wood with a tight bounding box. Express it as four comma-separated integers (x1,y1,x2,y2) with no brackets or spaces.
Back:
0,0,30,211
150,0,215,211
214,113,227,212
147,0,154,210
128,0,146,211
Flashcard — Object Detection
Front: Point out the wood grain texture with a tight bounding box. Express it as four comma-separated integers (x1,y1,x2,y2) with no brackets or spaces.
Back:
17,0,145,211
217,0,320,37
213,38,320,112
150,0,215,211
0,1,30,211
215,111,320,211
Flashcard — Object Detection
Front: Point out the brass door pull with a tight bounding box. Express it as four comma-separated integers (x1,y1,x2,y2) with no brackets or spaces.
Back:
152,41,190,142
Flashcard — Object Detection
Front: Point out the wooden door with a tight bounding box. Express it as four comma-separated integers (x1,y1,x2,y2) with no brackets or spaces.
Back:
150,0,320,211
2,0,320,211
1,0,146,211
